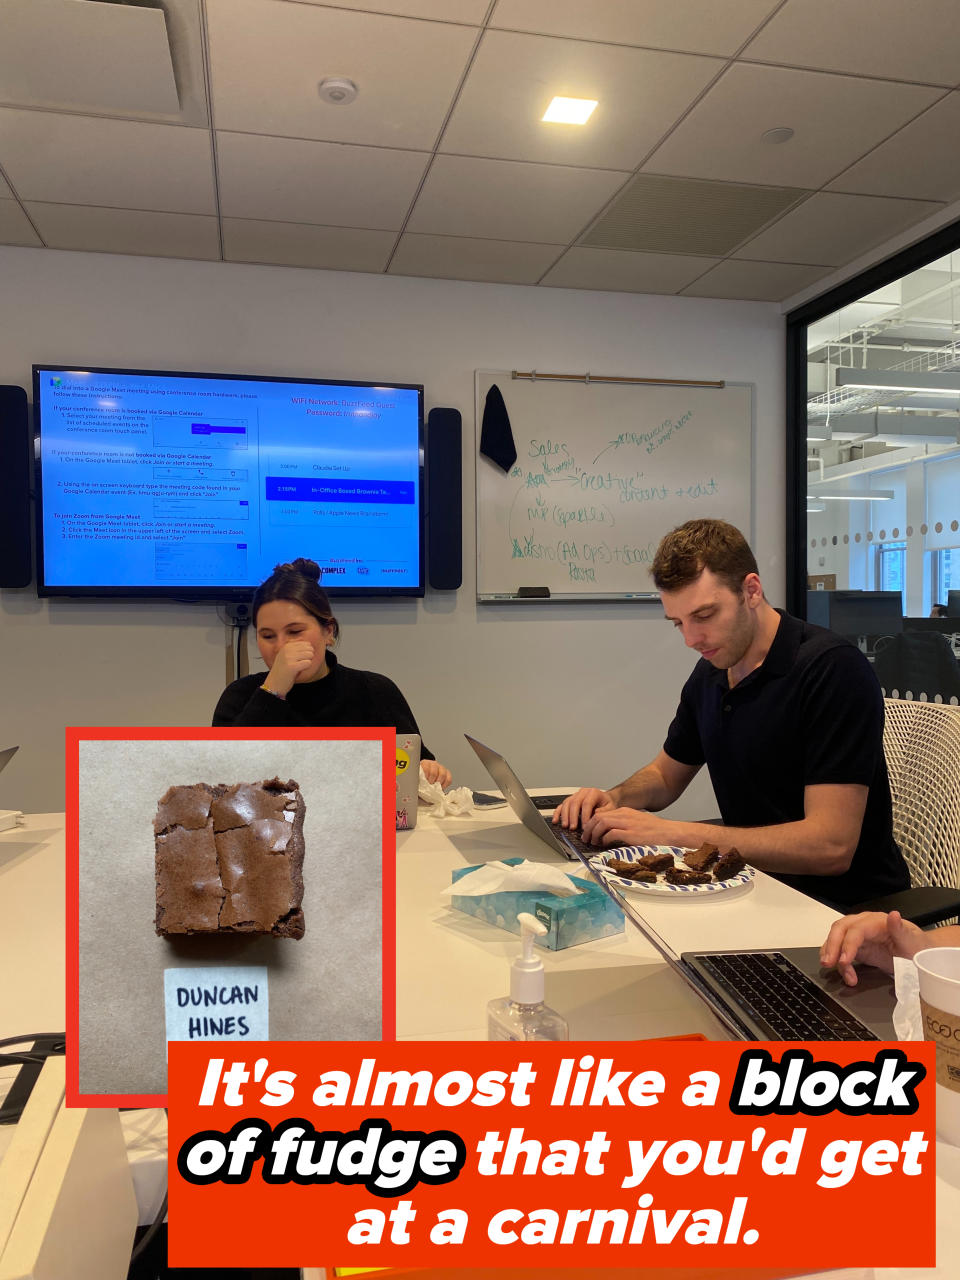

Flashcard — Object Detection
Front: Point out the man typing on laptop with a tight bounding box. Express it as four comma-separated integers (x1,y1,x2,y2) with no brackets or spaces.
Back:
554,519,909,909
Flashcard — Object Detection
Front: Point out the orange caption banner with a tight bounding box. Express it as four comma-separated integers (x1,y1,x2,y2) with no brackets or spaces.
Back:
168,1039,936,1270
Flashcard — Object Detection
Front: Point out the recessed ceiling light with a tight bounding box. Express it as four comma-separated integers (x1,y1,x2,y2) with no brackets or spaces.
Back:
762,126,794,144
542,96,598,125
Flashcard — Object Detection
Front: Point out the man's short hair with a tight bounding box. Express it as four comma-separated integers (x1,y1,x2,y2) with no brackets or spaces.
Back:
651,519,759,595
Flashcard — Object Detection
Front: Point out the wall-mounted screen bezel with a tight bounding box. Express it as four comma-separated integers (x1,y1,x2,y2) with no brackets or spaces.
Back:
33,364,425,601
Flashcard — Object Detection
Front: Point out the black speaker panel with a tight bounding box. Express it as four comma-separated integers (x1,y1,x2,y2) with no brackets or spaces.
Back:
0,385,32,588
426,406,462,591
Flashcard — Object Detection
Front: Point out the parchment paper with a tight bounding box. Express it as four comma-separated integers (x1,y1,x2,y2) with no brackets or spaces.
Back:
77,736,382,1096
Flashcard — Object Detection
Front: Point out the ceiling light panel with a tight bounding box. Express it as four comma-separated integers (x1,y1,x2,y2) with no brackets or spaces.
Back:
439,29,722,170
834,368,960,394
206,0,476,148
807,488,896,500
542,97,597,124
581,173,805,257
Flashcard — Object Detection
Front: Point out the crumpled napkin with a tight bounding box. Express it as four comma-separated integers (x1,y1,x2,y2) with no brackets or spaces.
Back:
418,770,474,816
439,859,584,899
893,955,922,1040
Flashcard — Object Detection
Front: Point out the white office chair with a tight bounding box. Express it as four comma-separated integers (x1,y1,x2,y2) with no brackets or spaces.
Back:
854,698,960,927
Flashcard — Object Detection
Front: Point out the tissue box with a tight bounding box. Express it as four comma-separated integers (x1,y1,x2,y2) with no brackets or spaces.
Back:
450,857,624,950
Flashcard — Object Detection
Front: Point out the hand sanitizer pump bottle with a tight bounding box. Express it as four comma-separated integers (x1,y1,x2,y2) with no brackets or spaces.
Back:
487,912,569,1041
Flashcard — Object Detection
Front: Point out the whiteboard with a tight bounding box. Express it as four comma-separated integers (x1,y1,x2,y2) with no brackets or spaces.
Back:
475,370,754,601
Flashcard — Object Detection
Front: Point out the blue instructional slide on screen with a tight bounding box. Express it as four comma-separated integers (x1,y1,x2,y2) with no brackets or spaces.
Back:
37,369,422,589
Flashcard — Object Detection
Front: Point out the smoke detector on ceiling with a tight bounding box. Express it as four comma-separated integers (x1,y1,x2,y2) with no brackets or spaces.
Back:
318,77,359,106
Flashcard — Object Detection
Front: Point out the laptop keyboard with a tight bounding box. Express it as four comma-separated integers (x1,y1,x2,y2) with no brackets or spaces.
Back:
557,826,629,857
532,793,575,810
696,951,878,1041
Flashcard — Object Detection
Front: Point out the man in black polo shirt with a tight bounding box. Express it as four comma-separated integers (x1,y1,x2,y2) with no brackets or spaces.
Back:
554,519,909,907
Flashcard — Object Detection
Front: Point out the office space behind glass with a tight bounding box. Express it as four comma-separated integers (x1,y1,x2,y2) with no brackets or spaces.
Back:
805,254,960,698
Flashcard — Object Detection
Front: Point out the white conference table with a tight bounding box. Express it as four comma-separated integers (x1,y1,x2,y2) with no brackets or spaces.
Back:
396,799,842,1041
397,798,960,1279
0,813,166,1225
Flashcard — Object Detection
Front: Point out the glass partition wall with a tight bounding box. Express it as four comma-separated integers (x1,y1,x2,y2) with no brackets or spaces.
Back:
787,225,960,702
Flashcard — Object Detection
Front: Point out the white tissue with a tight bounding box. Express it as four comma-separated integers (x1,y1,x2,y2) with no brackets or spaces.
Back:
418,770,474,816
892,955,923,1041
440,859,583,899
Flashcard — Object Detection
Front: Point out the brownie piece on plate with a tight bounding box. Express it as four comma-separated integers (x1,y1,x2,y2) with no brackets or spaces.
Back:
684,842,721,872
713,848,746,881
664,866,712,886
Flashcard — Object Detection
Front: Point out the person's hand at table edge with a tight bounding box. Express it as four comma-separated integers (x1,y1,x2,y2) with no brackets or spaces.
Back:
818,910,960,987
422,759,451,789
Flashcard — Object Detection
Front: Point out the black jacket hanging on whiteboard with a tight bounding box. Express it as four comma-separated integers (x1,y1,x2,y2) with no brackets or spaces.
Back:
479,383,517,472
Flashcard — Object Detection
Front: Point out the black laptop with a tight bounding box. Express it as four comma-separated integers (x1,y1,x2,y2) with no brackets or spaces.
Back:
466,734,896,1042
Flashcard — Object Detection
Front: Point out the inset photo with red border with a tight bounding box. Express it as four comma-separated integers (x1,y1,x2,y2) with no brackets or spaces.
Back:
66,727,394,1107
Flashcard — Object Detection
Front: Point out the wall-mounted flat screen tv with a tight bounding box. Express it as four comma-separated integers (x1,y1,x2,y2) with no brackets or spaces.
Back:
33,365,424,599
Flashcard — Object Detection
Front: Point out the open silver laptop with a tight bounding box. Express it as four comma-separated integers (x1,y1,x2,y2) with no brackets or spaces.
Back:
466,733,896,1042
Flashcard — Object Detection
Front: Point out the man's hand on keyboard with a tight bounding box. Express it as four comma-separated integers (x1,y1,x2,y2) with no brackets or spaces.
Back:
553,788,614,831
819,910,927,986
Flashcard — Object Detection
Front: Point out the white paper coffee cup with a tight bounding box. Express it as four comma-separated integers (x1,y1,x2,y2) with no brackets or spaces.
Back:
915,946,960,1145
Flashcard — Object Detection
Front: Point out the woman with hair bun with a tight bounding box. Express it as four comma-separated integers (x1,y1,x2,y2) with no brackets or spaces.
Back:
213,558,451,786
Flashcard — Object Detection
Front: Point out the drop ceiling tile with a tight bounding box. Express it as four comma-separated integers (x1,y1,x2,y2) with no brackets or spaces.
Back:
0,0,179,115
291,0,489,19
0,198,41,247
581,173,805,256
0,109,216,214
645,64,941,189
26,203,220,260
828,93,960,202
745,0,960,86
735,192,944,266
681,258,832,301
491,0,780,57
0,173,12,198
541,246,721,293
440,29,722,169
389,233,562,284
206,0,476,148
217,132,428,229
408,154,626,242
223,219,395,272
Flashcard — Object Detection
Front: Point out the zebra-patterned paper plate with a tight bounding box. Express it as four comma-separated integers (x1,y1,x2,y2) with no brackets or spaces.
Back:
589,845,755,898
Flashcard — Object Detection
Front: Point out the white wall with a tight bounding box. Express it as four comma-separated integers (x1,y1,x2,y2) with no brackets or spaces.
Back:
0,246,785,812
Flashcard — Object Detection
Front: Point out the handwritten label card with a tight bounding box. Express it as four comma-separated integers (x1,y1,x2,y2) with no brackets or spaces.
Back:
164,967,268,1045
